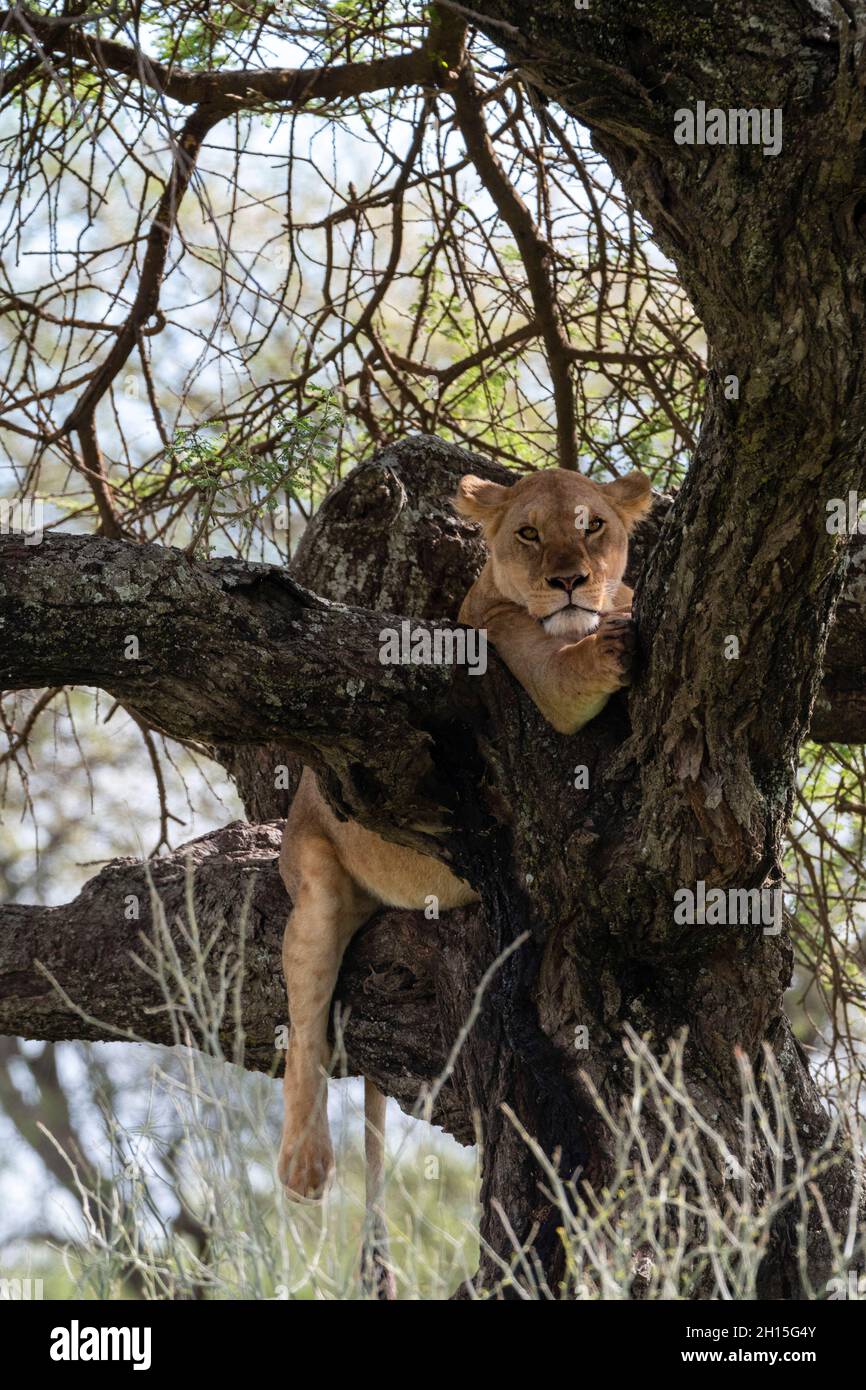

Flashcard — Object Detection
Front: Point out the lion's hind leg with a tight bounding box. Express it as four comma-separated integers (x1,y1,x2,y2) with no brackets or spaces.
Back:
277,834,375,1201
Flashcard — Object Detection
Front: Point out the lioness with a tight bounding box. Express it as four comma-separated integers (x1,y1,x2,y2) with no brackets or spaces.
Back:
277,466,651,1210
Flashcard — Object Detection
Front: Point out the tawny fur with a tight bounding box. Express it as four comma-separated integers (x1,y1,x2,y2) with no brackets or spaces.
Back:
276,467,652,1256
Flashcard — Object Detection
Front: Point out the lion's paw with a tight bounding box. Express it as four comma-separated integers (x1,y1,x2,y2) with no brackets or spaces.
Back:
594,611,638,688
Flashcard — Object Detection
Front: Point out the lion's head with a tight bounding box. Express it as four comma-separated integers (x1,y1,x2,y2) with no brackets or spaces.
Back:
454,468,652,637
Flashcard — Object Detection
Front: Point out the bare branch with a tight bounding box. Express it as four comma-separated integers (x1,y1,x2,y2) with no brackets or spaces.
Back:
0,8,451,112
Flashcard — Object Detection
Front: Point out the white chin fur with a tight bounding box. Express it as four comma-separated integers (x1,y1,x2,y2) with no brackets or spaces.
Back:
540,606,599,638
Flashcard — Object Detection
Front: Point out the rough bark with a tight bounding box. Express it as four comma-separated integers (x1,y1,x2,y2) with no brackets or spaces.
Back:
0,521,486,854
219,437,513,820
625,493,866,747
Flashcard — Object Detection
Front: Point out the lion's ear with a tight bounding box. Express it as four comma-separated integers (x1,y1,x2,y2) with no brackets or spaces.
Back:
453,474,510,526
604,470,653,530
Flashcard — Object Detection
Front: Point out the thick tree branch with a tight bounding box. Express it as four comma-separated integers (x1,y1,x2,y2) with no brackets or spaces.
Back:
2,437,864,858
0,526,492,851
0,820,472,1144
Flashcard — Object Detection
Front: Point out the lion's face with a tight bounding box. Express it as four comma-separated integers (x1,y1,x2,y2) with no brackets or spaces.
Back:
454,468,652,637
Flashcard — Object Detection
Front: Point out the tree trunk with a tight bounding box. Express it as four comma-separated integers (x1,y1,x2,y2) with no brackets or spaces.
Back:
3,433,864,1296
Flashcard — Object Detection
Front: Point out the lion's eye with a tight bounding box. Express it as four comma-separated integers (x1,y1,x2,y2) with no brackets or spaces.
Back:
516,525,539,542
586,517,604,534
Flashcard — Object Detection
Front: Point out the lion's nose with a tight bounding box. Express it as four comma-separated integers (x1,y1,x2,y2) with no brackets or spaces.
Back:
546,573,589,593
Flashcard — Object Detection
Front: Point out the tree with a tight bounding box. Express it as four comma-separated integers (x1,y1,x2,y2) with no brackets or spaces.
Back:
2,2,866,1298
